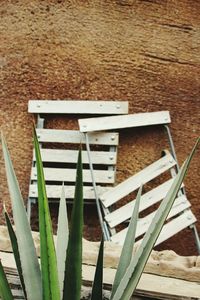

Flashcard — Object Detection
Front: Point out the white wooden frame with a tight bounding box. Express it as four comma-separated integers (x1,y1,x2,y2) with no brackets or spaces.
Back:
27,100,128,223
100,151,197,247
29,100,128,115
78,110,200,251
79,111,171,133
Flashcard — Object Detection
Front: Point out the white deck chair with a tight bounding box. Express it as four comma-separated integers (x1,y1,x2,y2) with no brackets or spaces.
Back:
27,100,128,236
78,111,200,252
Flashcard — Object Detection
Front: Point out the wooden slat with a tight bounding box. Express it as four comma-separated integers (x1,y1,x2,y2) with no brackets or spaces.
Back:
1,254,200,300
31,167,115,184
135,196,191,239
82,264,200,300
110,195,190,241
105,178,185,228
101,153,176,207
36,129,119,145
111,209,196,246
33,149,117,165
155,210,197,246
29,185,113,199
79,111,171,132
28,100,129,114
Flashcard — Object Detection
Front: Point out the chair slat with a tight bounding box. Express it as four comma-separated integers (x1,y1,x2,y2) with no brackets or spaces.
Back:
105,178,185,228
101,152,176,207
31,167,115,184
79,111,171,133
36,129,119,145
33,149,117,165
111,206,195,245
29,185,112,199
29,100,129,115
155,210,196,246
135,196,190,239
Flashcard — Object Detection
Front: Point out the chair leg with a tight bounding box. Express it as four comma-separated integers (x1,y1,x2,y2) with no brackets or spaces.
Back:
190,224,200,255
85,133,110,241
164,125,179,167
165,125,200,253
27,199,32,224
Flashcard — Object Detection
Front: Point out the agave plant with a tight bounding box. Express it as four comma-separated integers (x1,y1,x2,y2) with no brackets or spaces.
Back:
0,129,83,300
0,129,199,300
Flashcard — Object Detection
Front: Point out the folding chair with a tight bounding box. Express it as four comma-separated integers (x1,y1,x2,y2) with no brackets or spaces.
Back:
27,100,128,232
78,111,200,252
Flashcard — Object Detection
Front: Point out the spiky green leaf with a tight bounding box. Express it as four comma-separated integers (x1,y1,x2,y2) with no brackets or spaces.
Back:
56,183,69,296
0,260,14,300
112,138,200,300
91,238,104,300
1,133,42,300
111,186,142,298
4,209,27,299
33,128,60,300
63,149,83,300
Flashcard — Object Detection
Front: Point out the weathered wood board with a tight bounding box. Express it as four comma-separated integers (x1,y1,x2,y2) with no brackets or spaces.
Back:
1,251,200,300
29,100,128,114
79,111,171,132
100,152,176,207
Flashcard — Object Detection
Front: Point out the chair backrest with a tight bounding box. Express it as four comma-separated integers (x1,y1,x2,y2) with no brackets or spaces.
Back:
27,100,128,219
99,150,196,246
78,111,198,247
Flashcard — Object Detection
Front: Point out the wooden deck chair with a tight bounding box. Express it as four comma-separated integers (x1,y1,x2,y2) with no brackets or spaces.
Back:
27,100,128,232
78,111,200,252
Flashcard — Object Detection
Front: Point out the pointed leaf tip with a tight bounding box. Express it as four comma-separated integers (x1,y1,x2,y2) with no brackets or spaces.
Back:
91,238,104,300
34,129,60,300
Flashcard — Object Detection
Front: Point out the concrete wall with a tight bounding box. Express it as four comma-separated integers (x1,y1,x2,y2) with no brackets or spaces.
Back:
0,0,200,255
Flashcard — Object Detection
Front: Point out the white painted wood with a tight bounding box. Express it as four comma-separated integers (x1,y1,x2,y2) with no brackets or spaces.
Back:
33,149,117,165
155,210,196,246
101,153,176,207
28,100,129,114
135,196,191,239
29,185,112,199
31,167,115,184
79,111,171,132
36,129,119,145
111,209,196,245
105,178,185,228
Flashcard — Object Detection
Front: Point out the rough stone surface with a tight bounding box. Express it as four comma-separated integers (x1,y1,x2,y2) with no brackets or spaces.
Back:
0,1,200,255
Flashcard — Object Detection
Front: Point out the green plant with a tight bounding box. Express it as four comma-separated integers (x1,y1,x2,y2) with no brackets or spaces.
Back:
0,130,199,300
1,130,83,300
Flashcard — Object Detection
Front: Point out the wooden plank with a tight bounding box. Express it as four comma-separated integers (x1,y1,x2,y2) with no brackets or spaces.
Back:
111,209,196,246
110,195,190,242
155,210,197,246
101,153,176,207
31,167,115,184
105,178,185,228
1,253,200,299
82,265,200,300
33,149,117,165
135,196,191,239
28,100,129,114
36,129,119,145
29,184,112,199
79,111,171,132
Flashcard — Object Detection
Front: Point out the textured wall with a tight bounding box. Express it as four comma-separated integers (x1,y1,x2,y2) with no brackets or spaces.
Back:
0,0,200,255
